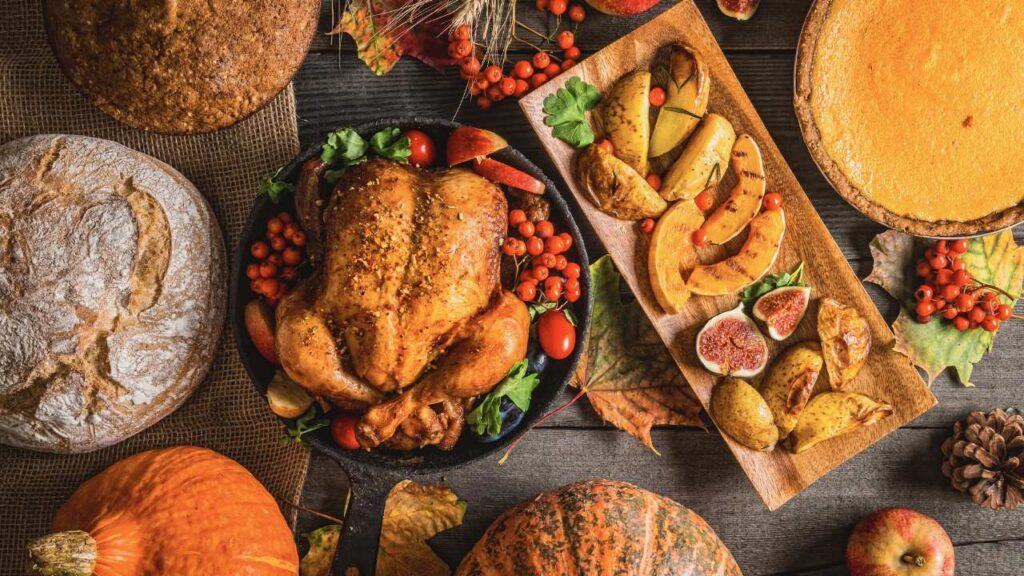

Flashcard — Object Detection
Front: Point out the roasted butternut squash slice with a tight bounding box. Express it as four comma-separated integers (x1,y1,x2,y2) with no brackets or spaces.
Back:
688,208,785,295
702,134,766,244
661,113,736,201
648,200,704,313
649,44,710,158
602,70,651,176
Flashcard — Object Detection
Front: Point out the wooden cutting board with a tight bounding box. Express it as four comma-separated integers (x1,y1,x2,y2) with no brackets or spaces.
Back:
520,0,936,510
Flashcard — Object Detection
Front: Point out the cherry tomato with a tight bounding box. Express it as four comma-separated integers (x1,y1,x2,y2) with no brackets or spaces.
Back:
546,235,566,254
536,309,576,360
692,228,707,246
533,52,551,69
330,413,360,450
649,86,667,107
763,192,783,211
640,218,655,234
568,3,586,22
564,46,581,61
645,173,662,191
557,31,575,50
509,209,528,226
950,238,970,254
518,221,536,238
564,262,581,279
402,129,437,168
526,236,545,256
516,280,537,301
514,60,534,79
691,189,712,212
534,220,555,238
251,241,270,260
596,139,615,155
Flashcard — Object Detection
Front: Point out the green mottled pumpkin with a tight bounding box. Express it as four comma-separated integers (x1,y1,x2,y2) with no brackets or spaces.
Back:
456,480,742,576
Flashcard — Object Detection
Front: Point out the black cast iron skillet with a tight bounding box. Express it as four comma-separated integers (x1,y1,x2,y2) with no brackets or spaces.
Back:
229,118,592,574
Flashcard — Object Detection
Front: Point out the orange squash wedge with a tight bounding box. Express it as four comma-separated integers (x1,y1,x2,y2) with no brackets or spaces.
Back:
649,200,704,313
702,134,766,245
688,208,785,296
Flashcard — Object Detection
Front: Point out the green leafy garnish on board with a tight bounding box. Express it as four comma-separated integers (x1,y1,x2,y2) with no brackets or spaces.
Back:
467,360,540,437
866,229,1024,386
543,77,600,149
321,128,369,183
284,405,330,447
741,262,806,305
369,127,412,162
258,168,295,203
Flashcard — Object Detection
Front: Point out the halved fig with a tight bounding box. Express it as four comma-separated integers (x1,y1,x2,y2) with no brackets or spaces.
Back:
648,199,704,314
717,0,761,21
696,304,769,377
688,208,785,296
473,158,545,195
702,134,766,245
753,285,811,341
447,126,508,166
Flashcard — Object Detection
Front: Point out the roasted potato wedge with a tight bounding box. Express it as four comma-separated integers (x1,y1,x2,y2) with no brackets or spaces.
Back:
703,134,767,244
648,200,704,314
267,370,315,419
787,392,893,454
650,44,710,157
760,341,824,439
661,113,736,201
688,208,785,295
817,298,872,390
574,144,667,220
711,378,778,452
602,70,651,176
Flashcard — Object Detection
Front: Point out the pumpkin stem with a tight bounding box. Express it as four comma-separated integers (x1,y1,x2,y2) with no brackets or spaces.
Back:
25,530,97,576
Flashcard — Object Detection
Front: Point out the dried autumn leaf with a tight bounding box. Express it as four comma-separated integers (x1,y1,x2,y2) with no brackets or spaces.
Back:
572,256,704,452
300,524,342,576
377,480,466,576
866,229,1024,386
329,0,455,76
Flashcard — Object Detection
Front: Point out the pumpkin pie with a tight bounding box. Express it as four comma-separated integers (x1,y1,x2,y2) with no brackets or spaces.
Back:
795,0,1024,236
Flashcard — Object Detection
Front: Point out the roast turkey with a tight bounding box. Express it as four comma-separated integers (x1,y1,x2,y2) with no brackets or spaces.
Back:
276,159,530,450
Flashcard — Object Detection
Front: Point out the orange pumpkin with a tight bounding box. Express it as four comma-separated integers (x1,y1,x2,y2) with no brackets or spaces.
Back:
26,446,298,576
456,480,742,576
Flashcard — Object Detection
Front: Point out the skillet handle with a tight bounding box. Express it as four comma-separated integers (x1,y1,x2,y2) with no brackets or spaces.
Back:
332,466,400,576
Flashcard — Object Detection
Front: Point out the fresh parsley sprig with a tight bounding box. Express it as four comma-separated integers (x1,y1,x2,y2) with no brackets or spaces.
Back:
369,127,412,162
258,167,295,203
467,360,540,437
283,405,330,448
741,261,807,305
543,77,600,149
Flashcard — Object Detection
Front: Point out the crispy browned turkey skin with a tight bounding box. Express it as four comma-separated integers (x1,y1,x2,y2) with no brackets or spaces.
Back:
276,159,530,450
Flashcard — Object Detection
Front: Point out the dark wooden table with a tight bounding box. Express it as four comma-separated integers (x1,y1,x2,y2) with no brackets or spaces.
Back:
293,2,1024,573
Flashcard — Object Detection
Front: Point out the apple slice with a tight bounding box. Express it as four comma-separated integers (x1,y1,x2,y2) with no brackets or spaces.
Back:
648,200,703,314
447,126,508,166
244,298,279,365
688,208,785,296
703,134,766,244
267,370,314,419
473,158,545,195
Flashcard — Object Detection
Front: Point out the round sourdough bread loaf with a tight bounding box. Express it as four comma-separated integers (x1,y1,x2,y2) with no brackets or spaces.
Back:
0,135,226,453
43,0,319,134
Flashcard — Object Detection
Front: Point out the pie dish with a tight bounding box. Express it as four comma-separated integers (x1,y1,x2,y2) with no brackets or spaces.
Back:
795,0,1024,237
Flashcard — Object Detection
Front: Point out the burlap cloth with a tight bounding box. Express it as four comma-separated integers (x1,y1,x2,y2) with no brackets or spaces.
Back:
0,2,311,572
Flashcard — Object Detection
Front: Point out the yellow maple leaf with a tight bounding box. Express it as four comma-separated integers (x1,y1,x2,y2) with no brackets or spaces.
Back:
330,5,402,76
377,480,466,576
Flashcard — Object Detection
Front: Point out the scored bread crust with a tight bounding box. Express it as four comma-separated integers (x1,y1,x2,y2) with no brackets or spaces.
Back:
793,0,1024,237
43,0,319,134
0,135,226,453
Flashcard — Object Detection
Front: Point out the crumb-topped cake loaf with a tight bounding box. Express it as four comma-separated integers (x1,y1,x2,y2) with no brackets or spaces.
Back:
44,0,319,133
0,135,226,453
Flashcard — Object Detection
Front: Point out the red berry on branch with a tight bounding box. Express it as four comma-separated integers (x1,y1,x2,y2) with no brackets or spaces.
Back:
953,315,971,331
915,300,936,317
568,4,586,22
981,316,1000,332
533,52,551,69
914,284,934,302
557,31,575,50
950,238,970,254
996,304,1013,321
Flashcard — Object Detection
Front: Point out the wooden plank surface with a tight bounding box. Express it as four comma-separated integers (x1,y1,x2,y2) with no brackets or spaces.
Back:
292,0,1024,573
518,0,935,509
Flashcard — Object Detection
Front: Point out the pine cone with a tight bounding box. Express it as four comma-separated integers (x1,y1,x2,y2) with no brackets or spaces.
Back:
941,409,1024,510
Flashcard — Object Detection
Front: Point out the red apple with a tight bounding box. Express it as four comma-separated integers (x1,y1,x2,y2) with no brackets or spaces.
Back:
717,0,760,21
446,126,508,166
472,158,545,195
244,299,280,365
847,508,954,576
584,0,661,16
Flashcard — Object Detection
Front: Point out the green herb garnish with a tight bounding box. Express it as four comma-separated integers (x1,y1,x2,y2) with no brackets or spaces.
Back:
283,405,330,447
258,167,295,203
543,77,600,149
467,360,540,437
321,128,369,183
369,127,412,162
741,261,807,305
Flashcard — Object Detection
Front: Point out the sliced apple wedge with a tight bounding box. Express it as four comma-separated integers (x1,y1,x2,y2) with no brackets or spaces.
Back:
602,70,651,176
447,126,508,166
661,113,735,201
473,158,545,195
703,134,766,244
688,208,785,295
649,200,704,313
649,44,710,158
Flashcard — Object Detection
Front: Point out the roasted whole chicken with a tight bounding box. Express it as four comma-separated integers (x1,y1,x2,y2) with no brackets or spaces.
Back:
276,158,530,450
